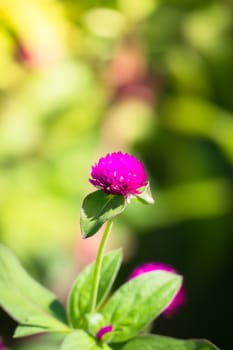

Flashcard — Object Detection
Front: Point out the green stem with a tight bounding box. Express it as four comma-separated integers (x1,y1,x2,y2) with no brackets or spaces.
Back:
90,219,113,313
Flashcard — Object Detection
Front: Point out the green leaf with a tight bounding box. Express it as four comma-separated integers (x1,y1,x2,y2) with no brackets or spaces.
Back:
102,271,182,343
0,244,69,336
60,330,108,350
136,183,155,205
14,325,59,338
80,190,126,238
114,335,220,350
68,249,122,328
15,333,65,350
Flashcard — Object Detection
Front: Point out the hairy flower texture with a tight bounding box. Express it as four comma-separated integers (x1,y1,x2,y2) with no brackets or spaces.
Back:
89,152,148,198
96,325,113,341
129,263,185,317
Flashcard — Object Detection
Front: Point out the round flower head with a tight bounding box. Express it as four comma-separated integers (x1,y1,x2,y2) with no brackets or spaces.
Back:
89,152,148,199
128,262,185,317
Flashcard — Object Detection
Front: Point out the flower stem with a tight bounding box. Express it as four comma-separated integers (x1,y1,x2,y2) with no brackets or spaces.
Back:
90,219,113,313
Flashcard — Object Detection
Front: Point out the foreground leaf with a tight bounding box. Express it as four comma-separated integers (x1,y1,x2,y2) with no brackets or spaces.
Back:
14,324,64,338
80,190,126,238
15,333,64,350
68,249,122,328
0,244,69,336
60,330,109,350
113,335,220,350
102,271,182,342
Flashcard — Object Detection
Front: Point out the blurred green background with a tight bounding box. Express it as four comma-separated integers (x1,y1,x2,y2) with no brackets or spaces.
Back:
0,0,233,349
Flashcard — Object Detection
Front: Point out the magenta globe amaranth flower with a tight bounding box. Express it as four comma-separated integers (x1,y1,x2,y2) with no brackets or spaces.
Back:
89,152,148,198
129,262,185,317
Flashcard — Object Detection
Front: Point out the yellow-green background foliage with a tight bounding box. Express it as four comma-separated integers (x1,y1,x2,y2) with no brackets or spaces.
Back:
0,1,233,348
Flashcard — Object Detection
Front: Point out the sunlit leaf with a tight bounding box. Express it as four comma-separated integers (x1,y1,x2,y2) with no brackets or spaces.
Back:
102,271,182,342
113,335,220,350
68,249,122,328
136,183,154,205
80,190,126,238
60,330,106,350
0,244,69,336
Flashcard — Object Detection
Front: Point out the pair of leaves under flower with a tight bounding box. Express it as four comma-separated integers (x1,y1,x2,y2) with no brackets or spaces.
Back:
0,244,219,350
0,244,180,345
80,186,154,238
68,248,181,343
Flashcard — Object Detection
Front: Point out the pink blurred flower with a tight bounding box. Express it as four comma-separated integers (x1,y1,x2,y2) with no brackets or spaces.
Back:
89,152,148,199
15,41,61,69
128,262,185,317
0,340,4,350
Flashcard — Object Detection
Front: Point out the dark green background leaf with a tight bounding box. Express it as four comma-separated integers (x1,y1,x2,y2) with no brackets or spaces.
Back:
80,190,126,238
102,271,182,342
68,249,122,328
